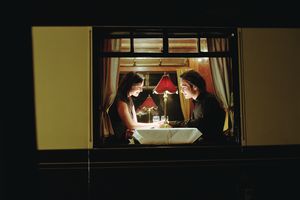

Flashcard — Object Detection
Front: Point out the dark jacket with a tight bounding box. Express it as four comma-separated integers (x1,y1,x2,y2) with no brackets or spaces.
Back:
169,92,226,143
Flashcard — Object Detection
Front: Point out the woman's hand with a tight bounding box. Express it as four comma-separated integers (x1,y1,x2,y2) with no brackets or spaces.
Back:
150,120,165,128
125,129,135,139
158,120,165,127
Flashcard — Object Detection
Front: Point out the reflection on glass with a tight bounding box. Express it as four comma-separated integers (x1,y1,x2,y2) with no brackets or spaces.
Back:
200,38,208,52
168,38,198,53
152,115,160,122
134,38,163,53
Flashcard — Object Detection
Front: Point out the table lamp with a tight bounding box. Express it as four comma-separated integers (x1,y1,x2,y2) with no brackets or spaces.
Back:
153,72,177,126
136,107,147,119
138,94,158,123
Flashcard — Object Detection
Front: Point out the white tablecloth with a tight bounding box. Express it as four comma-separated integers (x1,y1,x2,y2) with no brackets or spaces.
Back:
132,128,202,145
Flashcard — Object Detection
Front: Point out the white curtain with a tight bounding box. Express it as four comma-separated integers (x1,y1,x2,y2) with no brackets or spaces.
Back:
176,68,191,120
207,38,234,134
99,39,120,139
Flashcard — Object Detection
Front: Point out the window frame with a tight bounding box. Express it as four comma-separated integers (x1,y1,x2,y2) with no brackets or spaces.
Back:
92,26,241,148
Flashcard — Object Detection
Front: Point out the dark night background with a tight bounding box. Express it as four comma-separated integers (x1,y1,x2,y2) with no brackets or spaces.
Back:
2,0,299,200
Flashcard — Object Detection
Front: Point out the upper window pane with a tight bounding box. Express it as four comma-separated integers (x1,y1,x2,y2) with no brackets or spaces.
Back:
102,38,130,52
134,38,163,53
200,38,208,52
110,32,130,35
119,57,187,67
168,38,198,53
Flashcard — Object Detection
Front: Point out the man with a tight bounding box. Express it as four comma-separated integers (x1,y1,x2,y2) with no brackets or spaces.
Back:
168,70,226,144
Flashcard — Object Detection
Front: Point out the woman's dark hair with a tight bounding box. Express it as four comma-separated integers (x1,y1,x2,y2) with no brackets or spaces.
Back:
180,70,207,93
117,72,144,102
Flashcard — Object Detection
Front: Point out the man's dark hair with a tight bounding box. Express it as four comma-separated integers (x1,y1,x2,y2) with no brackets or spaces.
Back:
180,70,207,93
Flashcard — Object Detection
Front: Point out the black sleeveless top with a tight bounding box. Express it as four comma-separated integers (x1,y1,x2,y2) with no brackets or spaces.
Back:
108,94,134,144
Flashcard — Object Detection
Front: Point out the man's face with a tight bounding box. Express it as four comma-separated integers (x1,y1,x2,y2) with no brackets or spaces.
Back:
180,79,194,99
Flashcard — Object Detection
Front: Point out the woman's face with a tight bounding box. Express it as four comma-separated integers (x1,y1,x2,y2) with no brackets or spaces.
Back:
129,81,144,97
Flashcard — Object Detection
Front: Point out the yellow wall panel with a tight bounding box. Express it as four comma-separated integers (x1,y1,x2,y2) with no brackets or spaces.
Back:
239,28,300,145
32,27,92,149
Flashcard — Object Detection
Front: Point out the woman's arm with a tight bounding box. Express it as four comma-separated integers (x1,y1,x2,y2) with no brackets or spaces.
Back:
132,105,138,123
117,101,161,129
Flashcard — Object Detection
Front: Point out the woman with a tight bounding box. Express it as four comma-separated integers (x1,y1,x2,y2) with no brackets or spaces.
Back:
108,72,162,144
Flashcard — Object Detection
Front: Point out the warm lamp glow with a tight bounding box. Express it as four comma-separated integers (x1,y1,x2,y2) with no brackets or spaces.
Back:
138,95,158,122
153,73,177,94
139,95,158,110
136,108,147,117
153,73,178,125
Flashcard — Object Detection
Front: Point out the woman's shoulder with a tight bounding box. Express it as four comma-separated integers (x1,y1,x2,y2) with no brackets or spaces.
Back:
110,95,126,110
116,97,133,111
115,93,130,103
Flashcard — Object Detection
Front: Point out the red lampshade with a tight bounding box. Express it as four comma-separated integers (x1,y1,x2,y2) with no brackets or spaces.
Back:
153,73,177,94
139,95,158,110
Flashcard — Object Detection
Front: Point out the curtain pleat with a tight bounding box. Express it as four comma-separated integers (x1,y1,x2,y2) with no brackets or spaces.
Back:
207,38,234,134
99,39,120,139
176,68,191,120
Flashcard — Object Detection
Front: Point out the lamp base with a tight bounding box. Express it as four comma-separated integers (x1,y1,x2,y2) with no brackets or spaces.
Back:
160,122,172,128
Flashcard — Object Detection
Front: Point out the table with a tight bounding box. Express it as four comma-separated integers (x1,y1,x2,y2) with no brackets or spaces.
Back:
132,128,202,145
